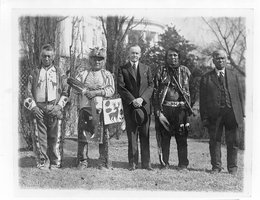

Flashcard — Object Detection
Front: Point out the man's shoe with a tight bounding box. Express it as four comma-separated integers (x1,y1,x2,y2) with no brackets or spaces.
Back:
37,164,50,172
98,165,109,170
160,164,170,170
145,166,154,171
229,170,238,176
177,166,188,172
50,164,61,170
98,163,112,170
128,164,137,171
210,168,221,174
77,160,88,170
142,165,153,171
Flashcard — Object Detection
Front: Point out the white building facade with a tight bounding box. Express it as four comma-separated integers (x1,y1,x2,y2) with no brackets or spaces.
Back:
59,16,165,58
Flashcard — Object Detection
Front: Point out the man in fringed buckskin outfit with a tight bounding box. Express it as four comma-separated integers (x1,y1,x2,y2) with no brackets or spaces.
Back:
24,44,69,171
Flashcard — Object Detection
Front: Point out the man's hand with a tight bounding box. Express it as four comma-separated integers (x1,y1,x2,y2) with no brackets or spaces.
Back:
49,105,62,117
84,90,98,99
31,106,44,120
132,97,143,108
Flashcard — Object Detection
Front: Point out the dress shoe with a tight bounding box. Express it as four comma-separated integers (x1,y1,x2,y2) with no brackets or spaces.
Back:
38,165,50,172
77,160,88,170
145,166,154,171
98,165,110,170
229,170,237,176
210,168,221,174
128,164,137,171
142,166,153,171
177,166,188,172
160,164,170,170
50,164,61,170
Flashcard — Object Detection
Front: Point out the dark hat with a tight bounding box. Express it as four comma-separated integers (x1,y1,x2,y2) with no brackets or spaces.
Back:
79,107,97,135
89,47,106,58
132,106,148,126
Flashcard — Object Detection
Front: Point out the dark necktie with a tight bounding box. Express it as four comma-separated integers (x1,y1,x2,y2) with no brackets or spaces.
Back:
218,72,225,85
132,63,137,77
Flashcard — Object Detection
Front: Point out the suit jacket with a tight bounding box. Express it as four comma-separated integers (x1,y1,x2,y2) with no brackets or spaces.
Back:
199,67,244,126
117,62,154,115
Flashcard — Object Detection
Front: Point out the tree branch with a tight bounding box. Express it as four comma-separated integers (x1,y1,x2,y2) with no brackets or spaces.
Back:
213,19,231,53
230,30,242,53
129,17,144,30
229,56,245,76
56,16,68,23
202,17,226,51
120,16,134,43
99,16,107,39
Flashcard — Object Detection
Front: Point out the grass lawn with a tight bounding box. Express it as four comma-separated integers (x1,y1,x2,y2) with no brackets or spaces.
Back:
18,122,244,192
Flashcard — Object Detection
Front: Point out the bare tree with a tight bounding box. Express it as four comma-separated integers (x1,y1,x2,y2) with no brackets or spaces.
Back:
202,17,246,76
62,16,85,137
68,16,84,77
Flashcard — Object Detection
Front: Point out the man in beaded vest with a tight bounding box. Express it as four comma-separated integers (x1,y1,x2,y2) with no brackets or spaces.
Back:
75,47,115,170
24,44,69,171
200,50,244,175
153,47,191,170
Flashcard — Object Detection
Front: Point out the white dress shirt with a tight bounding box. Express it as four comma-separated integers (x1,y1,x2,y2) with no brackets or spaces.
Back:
215,68,225,77
130,61,139,70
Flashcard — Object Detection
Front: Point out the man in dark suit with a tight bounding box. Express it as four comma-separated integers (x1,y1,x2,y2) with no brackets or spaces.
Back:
200,50,244,175
118,45,154,170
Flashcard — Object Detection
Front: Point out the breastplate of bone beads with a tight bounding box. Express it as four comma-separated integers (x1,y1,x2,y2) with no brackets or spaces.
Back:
165,84,180,101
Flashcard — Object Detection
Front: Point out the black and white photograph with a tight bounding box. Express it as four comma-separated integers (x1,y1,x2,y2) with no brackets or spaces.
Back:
0,0,259,199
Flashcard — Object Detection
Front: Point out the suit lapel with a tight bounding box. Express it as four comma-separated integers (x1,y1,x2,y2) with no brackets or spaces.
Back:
139,63,146,86
126,62,136,81
226,68,234,90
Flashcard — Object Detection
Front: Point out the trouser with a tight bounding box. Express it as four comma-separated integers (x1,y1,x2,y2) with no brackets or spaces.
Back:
208,106,238,173
126,115,151,168
32,103,63,168
178,109,189,125
77,130,110,166
77,108,110,166
156,105,189,167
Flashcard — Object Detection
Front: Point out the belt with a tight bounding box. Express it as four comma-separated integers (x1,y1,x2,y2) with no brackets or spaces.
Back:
37,100,56,105
163,101,184,107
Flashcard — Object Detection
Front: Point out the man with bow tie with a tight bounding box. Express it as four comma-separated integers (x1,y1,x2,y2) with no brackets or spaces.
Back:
118,45,154,171
199,50,244,175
